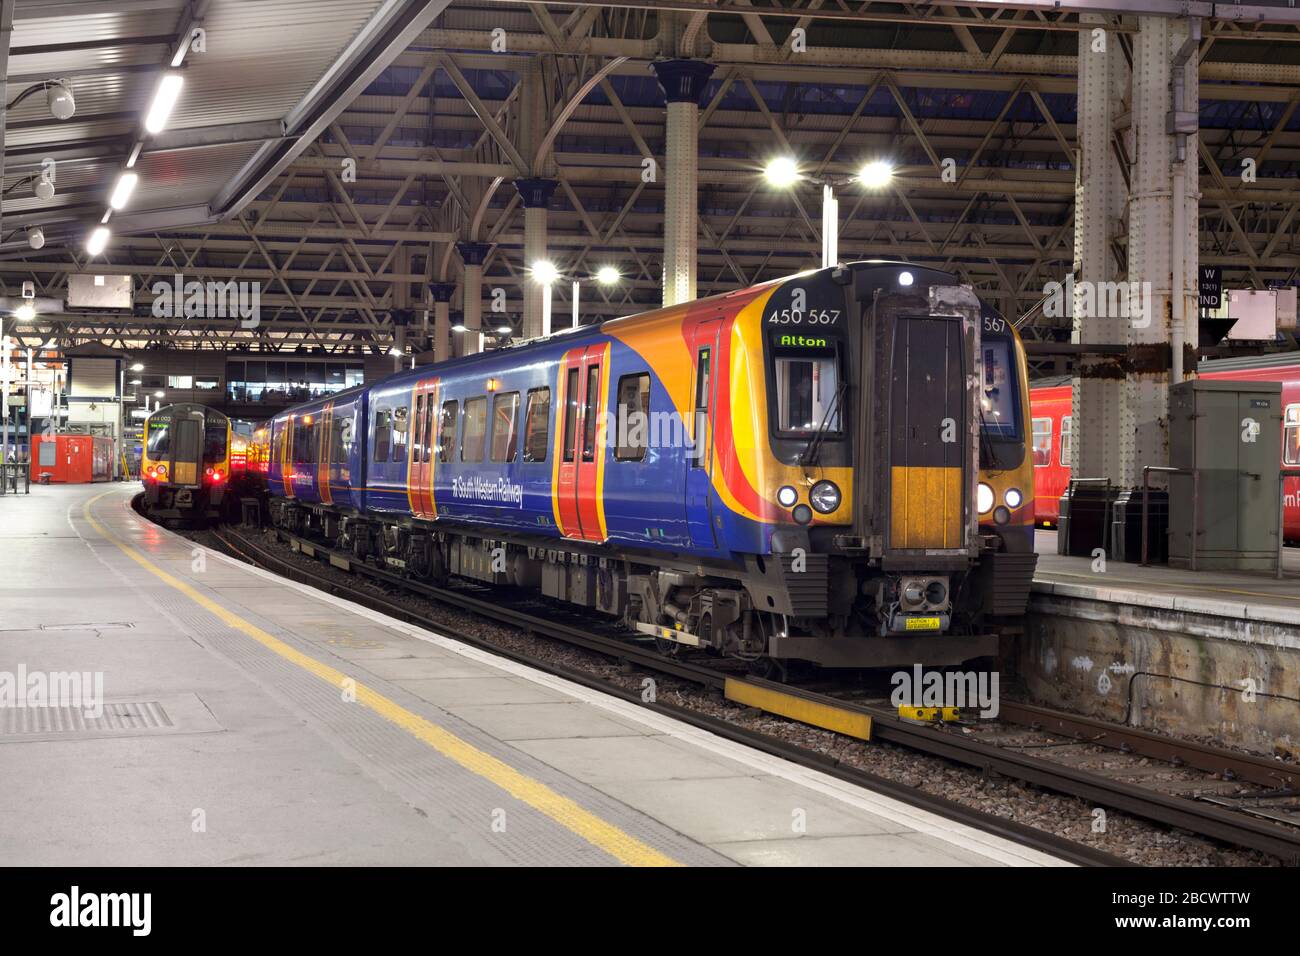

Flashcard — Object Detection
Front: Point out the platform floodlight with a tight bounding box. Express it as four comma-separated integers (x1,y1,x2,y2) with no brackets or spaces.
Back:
763,156,800,188
15,303,35,322
857,160,894,190
27,227,45,250
595,265,620,286
33,177,55,202
529,259,560,285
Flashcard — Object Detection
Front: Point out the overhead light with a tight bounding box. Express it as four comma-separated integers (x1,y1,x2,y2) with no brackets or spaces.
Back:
130,362,144,371
595,266,620,285
109,172,139,210
126,143,143,169
33,177,55,202
763,156,800,188
529,260,559,285
27,228,44,250
144,73,184,134
46,79,75,120
450,323,468,333
130,379,142,386
898,271,914,287
388,346,403,357
858,160,894,189
154,390,164,398
14,303,35,322
86,225,111,257
496,326,511,335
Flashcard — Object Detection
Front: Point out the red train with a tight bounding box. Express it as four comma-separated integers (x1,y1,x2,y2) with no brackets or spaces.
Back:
1030,354,1300,540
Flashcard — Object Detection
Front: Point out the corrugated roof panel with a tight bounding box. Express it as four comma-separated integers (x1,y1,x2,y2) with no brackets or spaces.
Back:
131,141,263,208
166,0,384,128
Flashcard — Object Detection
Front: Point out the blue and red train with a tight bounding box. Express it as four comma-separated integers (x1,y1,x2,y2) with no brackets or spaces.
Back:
263,261,1037,669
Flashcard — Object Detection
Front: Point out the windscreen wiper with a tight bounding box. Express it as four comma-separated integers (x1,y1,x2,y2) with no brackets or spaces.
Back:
801,380,847,466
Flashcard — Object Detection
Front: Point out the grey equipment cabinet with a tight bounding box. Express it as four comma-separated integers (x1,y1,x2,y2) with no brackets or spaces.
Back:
1168,379,1283,571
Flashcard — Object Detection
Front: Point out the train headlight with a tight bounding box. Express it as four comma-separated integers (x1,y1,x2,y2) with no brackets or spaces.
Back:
809,480,841,514
977,482,994,514
777,485,798,507
792,504,813,525
156,463,167,478
993,506,1011,525
1005,487,1023,509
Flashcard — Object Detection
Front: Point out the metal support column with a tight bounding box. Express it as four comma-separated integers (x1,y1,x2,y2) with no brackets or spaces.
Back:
428,283,454,364
1124,15,1198,485
1071,13,1129,485
652,59,715,307
457,241,489,356
516,178,557,339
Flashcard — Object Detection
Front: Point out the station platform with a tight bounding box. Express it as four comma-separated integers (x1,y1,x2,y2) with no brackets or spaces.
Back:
1033,530,1300,626
0,484,1064,867
1024,530,1300,758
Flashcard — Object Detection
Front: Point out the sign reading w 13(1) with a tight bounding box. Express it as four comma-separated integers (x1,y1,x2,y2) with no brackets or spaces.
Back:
1199,265,1222,308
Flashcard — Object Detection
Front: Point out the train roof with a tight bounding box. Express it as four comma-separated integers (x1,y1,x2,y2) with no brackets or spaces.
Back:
1197,350,1300,373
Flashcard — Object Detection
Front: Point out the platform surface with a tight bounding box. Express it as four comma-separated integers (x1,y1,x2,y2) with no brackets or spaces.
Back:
1034,530,1300,625
0,484,1064,867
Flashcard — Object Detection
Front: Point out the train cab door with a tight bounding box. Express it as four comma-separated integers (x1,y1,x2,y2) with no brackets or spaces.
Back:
556,345,606,541
173,413,201,486
685,319,722,549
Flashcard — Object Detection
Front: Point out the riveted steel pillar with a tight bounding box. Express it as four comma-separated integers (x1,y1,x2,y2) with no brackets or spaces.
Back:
428,283,454,365
456,241,490,356
1123,15,1198,484
1071,14,1129,484
653,59,715,307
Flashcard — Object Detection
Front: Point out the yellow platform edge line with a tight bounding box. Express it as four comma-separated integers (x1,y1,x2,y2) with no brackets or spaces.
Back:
83,493,680,868
724,678,872,742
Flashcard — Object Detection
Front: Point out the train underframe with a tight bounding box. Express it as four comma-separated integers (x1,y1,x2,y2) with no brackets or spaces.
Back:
268,498,1035,669
145,482,228,523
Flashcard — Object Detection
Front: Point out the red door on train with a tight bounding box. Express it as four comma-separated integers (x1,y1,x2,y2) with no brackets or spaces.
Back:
555,345,606,541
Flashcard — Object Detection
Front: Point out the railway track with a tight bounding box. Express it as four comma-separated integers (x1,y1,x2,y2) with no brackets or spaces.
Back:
200,516,1300,864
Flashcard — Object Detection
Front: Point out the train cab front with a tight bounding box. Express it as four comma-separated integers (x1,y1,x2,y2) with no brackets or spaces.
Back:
141,404,231,519
747,262,993,668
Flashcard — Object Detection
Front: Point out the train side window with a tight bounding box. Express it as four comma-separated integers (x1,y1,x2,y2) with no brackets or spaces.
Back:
422,396,434,463
1285,404,1300,466
438,400,458,463
1031,417,1052,467
615,373,650,461
523,388,551,462
391,406,409,462
582,365,601,462
562,368,580,462
490,392,520,463
331,413,348,464
1059,416,1073,467
413,394,426,463
692,349,710,468
462,397,487,462
374,409,392,463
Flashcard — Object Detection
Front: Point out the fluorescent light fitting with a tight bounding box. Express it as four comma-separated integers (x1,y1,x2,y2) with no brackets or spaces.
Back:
144,73,184,134
86,225,111,256
110,171,138,210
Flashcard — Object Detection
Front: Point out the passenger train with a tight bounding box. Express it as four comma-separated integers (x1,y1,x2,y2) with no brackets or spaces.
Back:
141,403,234,522
263,262,1038,669
1029,353,1300,541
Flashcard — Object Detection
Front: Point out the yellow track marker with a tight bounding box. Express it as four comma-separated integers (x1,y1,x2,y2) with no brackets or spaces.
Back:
83,493,680,867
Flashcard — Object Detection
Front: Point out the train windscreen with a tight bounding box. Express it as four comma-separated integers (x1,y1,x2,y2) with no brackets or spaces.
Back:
146,420,170,457
979,336,1022,441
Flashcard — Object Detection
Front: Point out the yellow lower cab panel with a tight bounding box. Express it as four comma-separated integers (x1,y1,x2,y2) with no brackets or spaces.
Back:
890,465,963,549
